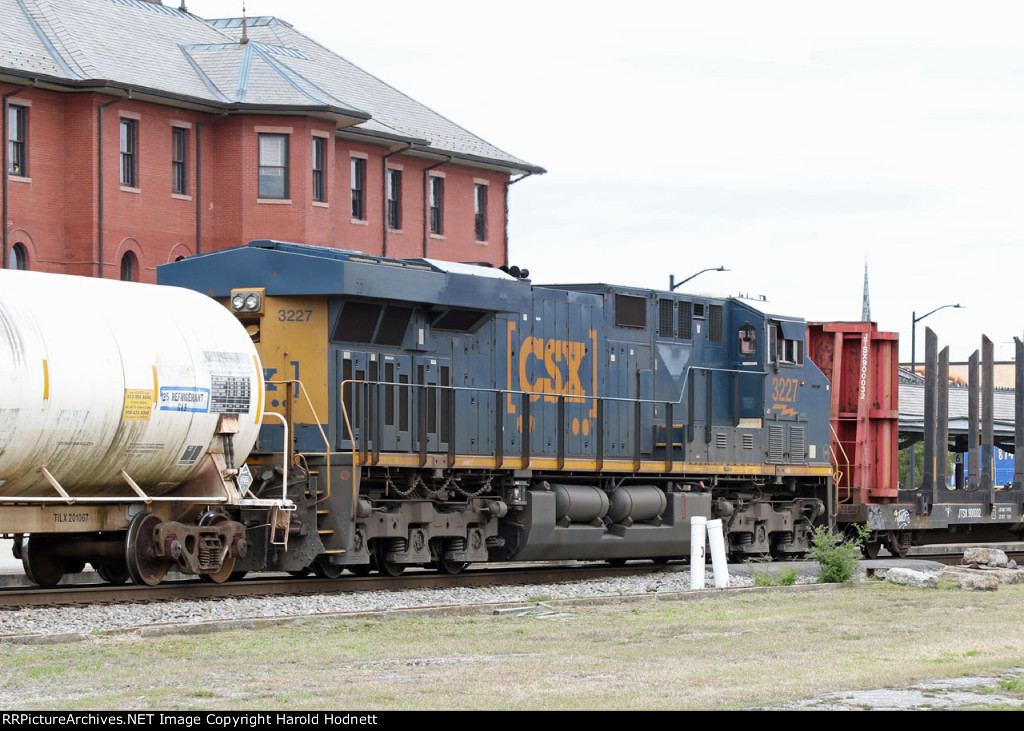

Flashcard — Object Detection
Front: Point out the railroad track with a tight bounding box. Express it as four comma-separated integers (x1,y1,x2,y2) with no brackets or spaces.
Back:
0,560,682,609
2,545,1020,610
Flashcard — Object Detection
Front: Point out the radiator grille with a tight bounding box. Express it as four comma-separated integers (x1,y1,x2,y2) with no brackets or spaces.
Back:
789,426,806,463
768,425,785,463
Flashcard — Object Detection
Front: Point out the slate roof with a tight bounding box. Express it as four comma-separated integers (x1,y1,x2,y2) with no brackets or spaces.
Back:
899,382,1017,440
0,0,542,174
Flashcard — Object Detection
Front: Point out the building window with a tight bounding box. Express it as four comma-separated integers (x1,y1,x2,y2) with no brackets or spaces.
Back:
429,176,444,235
8,243,28,270
171,127,187,194
120,118,137,187
8,105,27,176
350,157,365,219
312,137,326,203
120,251,139,282
474,183,487,241
258,133,288,199
387,168,401,229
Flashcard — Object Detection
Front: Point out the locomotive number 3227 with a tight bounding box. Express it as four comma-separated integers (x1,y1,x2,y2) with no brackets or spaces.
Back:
771,376,800,403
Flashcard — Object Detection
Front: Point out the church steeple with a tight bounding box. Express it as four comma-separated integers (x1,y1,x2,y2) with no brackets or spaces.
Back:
862,259,871,321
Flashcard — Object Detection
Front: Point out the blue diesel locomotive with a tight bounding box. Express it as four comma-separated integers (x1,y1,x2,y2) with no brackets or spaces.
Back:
158,240,833,578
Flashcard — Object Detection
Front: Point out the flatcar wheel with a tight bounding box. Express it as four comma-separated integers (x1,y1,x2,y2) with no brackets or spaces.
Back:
886,531,911,559
312,560,344,579
125,512,170,586
95,562,130,585
21,535,65,588
374,542,405,577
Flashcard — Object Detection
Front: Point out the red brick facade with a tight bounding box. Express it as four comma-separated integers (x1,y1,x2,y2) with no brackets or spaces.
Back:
3,86,511,282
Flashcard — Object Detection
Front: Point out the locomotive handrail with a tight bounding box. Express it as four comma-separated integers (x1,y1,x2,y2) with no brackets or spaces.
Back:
266,378,333,506
335,375,791,474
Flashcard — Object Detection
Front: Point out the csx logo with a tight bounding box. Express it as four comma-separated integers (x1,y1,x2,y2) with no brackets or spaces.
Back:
506,324,597,415
519,336,588,402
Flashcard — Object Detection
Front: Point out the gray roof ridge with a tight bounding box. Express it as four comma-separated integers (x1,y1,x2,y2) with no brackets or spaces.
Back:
178,44,231,103
236,41,253,103
18,0,86,79
258,51,370,116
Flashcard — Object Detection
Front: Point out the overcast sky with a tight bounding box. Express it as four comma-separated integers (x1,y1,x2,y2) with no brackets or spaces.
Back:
190,0,1024,363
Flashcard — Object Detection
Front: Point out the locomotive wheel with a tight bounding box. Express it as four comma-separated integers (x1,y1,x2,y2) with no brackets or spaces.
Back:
21,535,65,588
95,562,130,585
312,560,344,579
437,555,469,575
198,512,236,584
374,542,405,577
125,512,170,586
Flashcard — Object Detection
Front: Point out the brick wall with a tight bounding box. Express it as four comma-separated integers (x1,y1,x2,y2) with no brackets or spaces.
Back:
3,87,511,281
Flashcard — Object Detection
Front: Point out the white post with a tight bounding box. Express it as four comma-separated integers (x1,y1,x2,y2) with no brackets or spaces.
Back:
706,518,729,588
690,516,707,590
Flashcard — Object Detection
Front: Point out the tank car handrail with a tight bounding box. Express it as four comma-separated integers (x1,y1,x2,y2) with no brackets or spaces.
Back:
13,466,234,505
261,411,290,509
0,496,231,503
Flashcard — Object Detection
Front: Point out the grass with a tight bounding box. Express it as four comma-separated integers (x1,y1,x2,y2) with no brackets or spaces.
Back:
4,583,1024,710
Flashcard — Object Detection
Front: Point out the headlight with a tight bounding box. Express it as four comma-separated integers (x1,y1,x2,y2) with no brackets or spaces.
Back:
229,289,264,315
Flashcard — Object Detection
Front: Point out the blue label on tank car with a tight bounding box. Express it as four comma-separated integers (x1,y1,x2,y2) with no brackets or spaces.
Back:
158,387,211,413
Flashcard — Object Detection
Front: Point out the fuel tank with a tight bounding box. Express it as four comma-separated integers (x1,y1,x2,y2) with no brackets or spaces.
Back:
0,270,263,498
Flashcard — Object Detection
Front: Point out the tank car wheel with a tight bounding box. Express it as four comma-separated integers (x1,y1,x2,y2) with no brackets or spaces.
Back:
312,560,344,579
94,562,130,585
21,535,65,588
125,512,170,586
374,542,406,577
197,512,237,583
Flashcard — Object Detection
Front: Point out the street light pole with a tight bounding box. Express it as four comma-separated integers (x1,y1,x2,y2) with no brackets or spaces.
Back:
909,303,963,488
669,266,728,291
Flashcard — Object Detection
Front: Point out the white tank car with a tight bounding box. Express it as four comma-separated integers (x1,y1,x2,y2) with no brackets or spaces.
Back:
0,269,264,500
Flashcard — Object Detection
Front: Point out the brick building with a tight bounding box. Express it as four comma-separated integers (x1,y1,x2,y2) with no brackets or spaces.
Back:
1,0,543,281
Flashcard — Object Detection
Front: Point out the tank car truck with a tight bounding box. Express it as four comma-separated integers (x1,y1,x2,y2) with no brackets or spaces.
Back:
0,269,290,586
156,241,835,578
